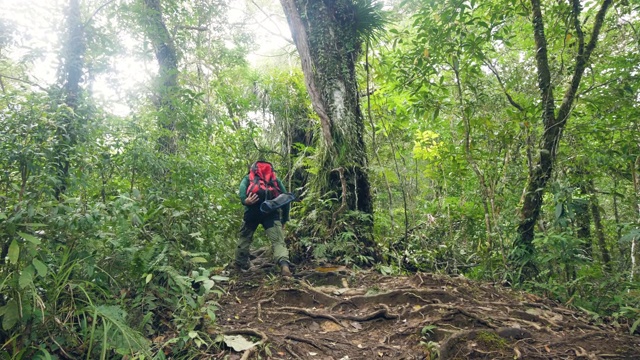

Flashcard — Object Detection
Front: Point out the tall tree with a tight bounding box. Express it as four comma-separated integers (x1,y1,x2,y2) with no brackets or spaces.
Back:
54,0,86,199
279,0,384,261
141,0,179,154
514,0,613,278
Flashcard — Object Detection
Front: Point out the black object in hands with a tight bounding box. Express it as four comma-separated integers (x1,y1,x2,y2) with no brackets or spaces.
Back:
260,193,295,213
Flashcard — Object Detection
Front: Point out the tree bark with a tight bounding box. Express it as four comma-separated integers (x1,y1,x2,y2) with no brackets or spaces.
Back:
280,0,379,261
54,0,85,200
142,0,179,154
574,195,592,258
589,186,611,271
513,0,612,279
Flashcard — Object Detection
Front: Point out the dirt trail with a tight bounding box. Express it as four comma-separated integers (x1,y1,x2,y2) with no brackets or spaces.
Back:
212,259,640,359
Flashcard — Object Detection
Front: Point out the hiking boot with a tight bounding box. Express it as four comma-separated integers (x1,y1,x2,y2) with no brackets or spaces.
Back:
279,260,292,278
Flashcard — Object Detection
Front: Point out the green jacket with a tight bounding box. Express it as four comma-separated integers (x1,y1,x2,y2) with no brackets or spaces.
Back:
238,175,290,223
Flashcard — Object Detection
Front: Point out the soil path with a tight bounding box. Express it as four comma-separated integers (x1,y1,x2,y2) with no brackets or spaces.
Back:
212,260,640,359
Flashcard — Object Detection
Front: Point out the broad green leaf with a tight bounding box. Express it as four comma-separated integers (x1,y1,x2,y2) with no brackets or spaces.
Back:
554,203,563,220
32,258,47,277
1,300,19,330
145,273,153,284
18,232,41,245
8,240,19,264
201,280,214,291
210,275,229,282
194,276,209,283
19,265,35,289
630,318,640,335
191,257,208,263
206,307,217,322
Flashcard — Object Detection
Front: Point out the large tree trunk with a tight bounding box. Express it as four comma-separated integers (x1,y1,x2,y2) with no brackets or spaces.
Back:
280,0,379,261
54,0,85,200
513,0,612,279
142,0,179,154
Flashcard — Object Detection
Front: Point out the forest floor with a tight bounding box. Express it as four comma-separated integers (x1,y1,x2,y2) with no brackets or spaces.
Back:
206,251,640,360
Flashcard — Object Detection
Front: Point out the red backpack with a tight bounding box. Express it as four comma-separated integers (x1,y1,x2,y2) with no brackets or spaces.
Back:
246,161,281,201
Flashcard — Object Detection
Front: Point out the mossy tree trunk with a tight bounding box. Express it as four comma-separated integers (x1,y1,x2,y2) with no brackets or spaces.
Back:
280,0,380,262
513,0,612,279
141,0,179,154
54,0,85,199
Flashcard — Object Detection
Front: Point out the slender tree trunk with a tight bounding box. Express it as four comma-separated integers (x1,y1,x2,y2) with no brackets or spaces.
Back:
574,194,592,257
366,42,395,230
142,0,179,154
632,155,640,281
280,0,379,261
613,178,621,239
453,64,493,248
513,0,612,279
54,0,85,200
589,187,611,271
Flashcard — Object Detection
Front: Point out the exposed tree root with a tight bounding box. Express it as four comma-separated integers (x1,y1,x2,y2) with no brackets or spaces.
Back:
217,267,640,360
222,328,268,340
333,304,399,321
442,308,497,329
292,280,340,304
273,306,344,326
256,295,275,322
284,343,304,359
285,334,326,350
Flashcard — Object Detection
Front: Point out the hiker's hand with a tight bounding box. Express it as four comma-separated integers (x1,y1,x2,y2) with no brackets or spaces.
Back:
245,193,259,205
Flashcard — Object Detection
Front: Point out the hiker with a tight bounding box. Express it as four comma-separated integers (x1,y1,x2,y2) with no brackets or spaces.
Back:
234,161,294,277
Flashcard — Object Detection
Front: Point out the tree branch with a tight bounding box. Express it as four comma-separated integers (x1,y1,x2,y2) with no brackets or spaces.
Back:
0,73,48,92
83,0,118,28
482,57,524,111
249,0,294,45
556,0,612,126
